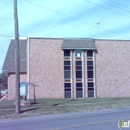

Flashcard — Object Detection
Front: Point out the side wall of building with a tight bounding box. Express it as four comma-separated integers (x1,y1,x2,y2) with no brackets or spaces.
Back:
29,38,64,99
8,73,27,100
95,40,130,97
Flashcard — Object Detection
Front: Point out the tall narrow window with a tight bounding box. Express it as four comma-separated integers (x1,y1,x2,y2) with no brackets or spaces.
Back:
87,50,94,98
64,50,71,98
75,50,83,98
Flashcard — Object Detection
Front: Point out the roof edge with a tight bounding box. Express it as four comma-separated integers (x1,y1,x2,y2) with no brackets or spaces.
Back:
94,38,130,41
11,37,27,40
28,37,63,40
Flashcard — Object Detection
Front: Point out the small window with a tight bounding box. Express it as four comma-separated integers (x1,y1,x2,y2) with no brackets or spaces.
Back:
76,61,82,65
64,71,71,78
76,88,83,91
87,61,93,66
88,88,94,91
64,66,71,70
64,50,70,56
88,82,94,87
88,71,93,78
87,50,93,57
76,66,82,70
65,83,71,88
76,71,82,78
65,92,71,98
65,88,71,91
76,92,83,98
75,50,82,57
76,83,82,87
64,61,70,65
88,91,94,98
87,66,93,70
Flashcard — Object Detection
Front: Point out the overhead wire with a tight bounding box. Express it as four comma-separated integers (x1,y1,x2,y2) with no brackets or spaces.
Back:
0,0,12,11
84,0,130,19
109,0,130,11
0,34,12,38
23,0,130,39
100,0,130,13
0,0,13,38
23,0,97,28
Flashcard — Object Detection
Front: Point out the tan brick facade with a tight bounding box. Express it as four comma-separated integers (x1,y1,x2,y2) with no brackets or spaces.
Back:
28,38,64,99
7,38,130,100
95,40,130,97
8,73,27,100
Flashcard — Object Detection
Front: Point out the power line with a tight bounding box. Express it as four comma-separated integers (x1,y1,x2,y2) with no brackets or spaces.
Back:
0,34,12,37
23,0,130,39
100,0,130,13
0,1,13,38
84,0,130,19
23,0,97,27
109,0,130,11
0,0,12,11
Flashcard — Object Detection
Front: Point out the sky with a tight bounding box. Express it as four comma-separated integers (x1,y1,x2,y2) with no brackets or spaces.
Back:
0,0,130,73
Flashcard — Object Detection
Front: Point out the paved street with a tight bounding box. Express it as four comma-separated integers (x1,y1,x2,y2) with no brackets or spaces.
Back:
0,107,130,130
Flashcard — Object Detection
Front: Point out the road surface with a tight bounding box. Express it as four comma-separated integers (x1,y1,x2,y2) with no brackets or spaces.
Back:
0,107,130,130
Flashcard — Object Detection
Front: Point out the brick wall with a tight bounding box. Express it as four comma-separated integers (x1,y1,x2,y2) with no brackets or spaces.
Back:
8,73,27,100
95,40,130,97
29,38,64,99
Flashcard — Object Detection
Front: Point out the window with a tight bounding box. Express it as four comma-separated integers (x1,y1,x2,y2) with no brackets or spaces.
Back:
64,71,71,78
75,50,82,58
64,50,71,98
88,71,93,78
76,61,82,65
76,71,82,78
64,61,70,65
64,66,70,70
75,50,83,98
87,50,93,57
65,83,71,87
87,61,93,65
87,50,95,98
64,50,70,57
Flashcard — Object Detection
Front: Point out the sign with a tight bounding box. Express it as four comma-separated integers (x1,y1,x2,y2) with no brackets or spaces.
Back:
118,119,130,129
20,82,28,96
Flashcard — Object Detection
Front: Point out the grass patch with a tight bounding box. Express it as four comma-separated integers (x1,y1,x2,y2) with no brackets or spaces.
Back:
0,98,130,119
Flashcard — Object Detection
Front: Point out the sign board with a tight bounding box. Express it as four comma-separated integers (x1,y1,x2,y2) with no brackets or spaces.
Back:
20,82,28,96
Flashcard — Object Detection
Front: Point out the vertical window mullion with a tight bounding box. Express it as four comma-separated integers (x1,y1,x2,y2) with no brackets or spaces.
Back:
75,50,83,98
64,50,71,98
87,50,94,98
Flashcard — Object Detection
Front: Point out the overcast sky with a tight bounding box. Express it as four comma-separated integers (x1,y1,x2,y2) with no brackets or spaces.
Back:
0,0,130,72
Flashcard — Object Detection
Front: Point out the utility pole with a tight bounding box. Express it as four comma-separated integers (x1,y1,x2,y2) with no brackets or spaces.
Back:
14,0,20,114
